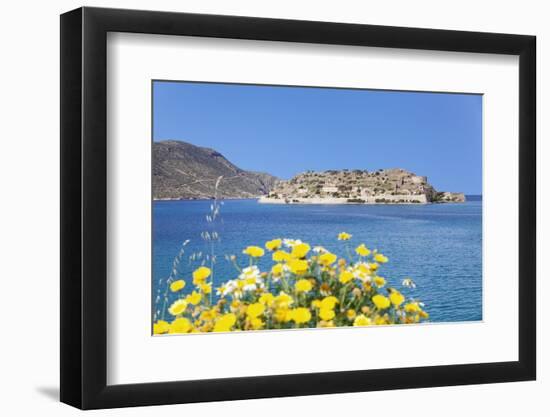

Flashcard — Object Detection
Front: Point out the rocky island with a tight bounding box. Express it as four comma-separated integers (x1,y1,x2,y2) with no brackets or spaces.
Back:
259,169,465,204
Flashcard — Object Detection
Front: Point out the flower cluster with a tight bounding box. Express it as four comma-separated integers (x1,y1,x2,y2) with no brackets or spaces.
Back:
153,234,428,334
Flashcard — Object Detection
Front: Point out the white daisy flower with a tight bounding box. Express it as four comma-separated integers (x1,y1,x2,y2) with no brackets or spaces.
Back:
216,280,237,297
402,278,416,288
313,246,328,253
283,238,303,248
242,283,257,292
239,265,260,281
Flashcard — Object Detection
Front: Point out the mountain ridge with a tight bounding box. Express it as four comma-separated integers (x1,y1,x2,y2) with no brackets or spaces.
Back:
153,140,278,200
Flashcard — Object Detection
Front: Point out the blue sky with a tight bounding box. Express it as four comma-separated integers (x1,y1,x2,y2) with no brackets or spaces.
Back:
153,81,482,194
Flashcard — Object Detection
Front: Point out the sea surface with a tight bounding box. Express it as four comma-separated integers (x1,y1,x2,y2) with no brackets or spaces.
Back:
153,197,482,323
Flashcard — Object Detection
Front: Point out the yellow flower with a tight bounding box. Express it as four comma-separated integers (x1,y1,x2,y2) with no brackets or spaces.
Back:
259,293,275,306
272,250,291,263
353,314,372,326
169,317,192,333
265,238,282,251
271,263,284,276
295,278,313,292
170,280,186,292
374,253,389,263
404,302,421,313
289,259,309,274
320,296,339,310
244,277,257,286
355,244,371,257
274,308,293,322
199,282,212,294
199,309,218,322
153,320,170,334
319,308,335,321
372,294,391,309
373,276,386,288
338,232,352,241
274,292,294,309
339,270,354,284
250,317,264,330
168,299,188,316
243,246,265,258
291,242,311,259
192,266,211,285
389,290,405,307
185,291,202,305
291,307,312,324
318,252,337,266
374,314,390,325
158,237,428,331
213,313,237,332
246,302,265,319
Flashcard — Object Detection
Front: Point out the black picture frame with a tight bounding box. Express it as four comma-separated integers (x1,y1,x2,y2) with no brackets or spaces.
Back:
60,6,536,410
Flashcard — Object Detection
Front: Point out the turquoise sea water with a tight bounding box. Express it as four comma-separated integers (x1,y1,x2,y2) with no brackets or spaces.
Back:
153,197,482,323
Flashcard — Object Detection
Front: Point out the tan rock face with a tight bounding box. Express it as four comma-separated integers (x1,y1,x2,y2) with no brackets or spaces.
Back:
262,169,465,205
433,192,466,203
153,140,278,200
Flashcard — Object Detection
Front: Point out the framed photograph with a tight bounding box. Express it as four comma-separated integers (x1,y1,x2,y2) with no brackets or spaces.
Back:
60,6,536,409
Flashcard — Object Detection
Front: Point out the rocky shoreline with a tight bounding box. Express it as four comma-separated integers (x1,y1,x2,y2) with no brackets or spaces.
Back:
257,196,466,205
153,196,259,202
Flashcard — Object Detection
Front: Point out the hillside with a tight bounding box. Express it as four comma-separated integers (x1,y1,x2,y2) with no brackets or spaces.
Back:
153,140,278,200
259,168,465,204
